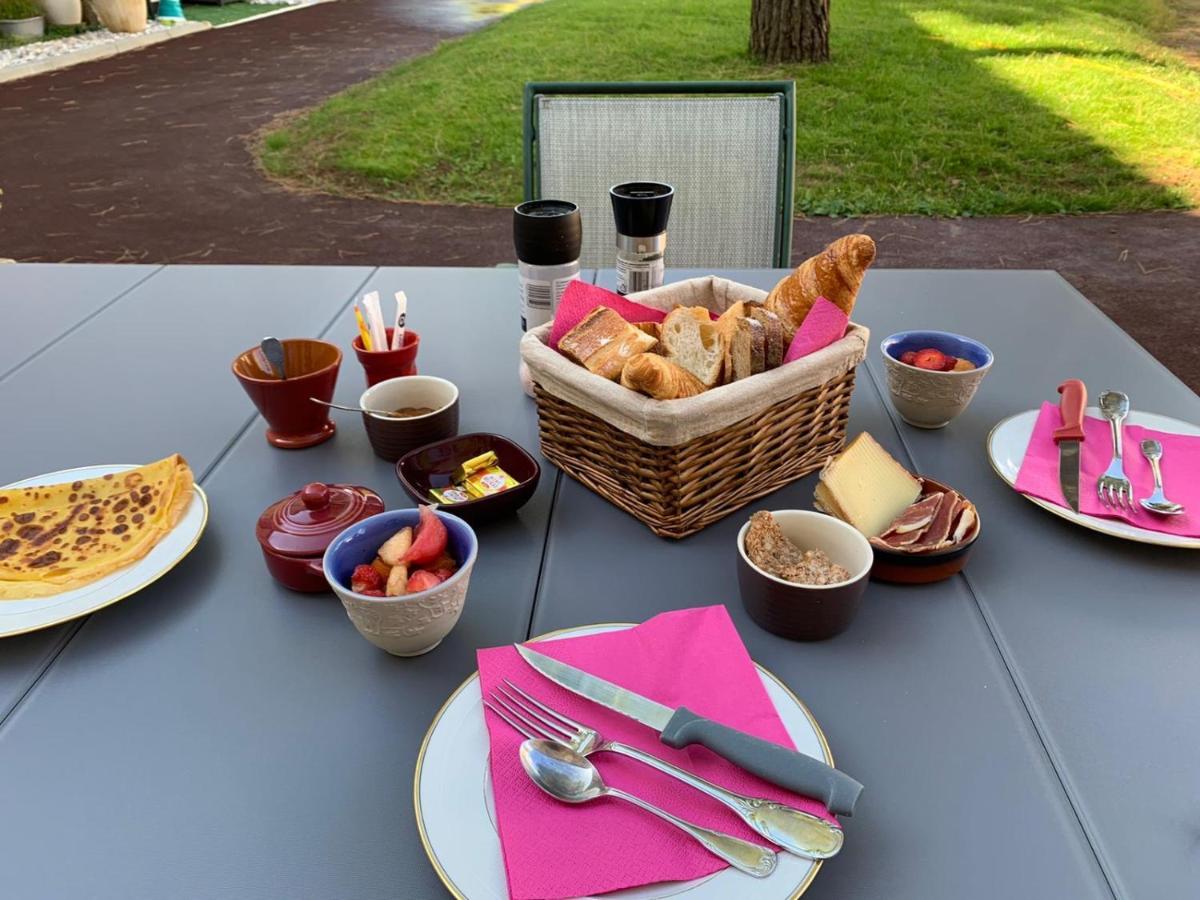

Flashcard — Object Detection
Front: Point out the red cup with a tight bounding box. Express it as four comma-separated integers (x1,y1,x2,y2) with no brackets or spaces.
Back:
232,339,341,449
353,329,419,387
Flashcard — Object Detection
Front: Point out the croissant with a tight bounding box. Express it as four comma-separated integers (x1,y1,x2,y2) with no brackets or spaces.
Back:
765,234,876,335
620,353,707,400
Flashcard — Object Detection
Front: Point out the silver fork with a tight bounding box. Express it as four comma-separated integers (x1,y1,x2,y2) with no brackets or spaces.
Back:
1097,391,1134,511
485,680,844,860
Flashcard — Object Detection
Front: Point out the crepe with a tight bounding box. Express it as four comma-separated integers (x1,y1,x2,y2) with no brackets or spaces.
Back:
0,454,194,600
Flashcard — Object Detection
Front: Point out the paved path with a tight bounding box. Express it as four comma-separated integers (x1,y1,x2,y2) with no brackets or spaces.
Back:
0,2,1196,392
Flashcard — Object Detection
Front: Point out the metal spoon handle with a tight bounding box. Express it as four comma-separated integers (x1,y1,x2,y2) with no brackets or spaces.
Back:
310,398,363,413
261,337,286,380
604,787,777,877
606,740,842,859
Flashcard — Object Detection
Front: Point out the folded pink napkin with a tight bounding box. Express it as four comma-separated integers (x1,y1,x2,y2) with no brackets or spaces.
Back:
478,606,835,900
783,297,848,363
1013,401,1200,537
549,281,664,350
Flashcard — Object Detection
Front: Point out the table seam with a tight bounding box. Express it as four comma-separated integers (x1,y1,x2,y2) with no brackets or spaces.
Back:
0,266,381,732
860,355,1122,900
0,265,165,385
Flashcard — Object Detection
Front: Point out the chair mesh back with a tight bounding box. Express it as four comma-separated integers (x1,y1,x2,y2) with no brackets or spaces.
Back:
534,94,784,270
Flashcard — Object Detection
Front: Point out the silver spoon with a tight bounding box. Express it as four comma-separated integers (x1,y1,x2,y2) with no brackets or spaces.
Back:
260,337,286,380
1139,439,1185,516
309,397,398,418
518,739,777,878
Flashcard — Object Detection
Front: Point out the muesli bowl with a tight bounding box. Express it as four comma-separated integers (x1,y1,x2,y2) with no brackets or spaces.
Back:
735,510,873,641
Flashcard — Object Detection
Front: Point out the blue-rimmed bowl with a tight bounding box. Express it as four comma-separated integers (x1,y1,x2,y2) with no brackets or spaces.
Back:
323,509,478,656
880,330,994,429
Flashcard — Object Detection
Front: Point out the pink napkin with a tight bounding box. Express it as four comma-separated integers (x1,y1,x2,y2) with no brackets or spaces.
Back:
478,606,835,900
548,281,664,349
783,297,848,363
1014,401,1200,537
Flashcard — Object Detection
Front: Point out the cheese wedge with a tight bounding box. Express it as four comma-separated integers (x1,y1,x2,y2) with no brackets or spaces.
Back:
816,433,922,537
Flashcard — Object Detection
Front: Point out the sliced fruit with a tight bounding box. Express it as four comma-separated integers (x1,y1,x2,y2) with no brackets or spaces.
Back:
351,564,383,594
407,569,442,593
385,563,409,597
402,506,448,567
939,355,959,371
900,350,918,365
952,358,976,372
429,552,458,574
378,526,413,566
912,348,948,371
370,558,391,580
358,588,385,597
432,568,455,582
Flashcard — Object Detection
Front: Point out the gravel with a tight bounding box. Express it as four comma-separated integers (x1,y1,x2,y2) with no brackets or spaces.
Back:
0,22,178,71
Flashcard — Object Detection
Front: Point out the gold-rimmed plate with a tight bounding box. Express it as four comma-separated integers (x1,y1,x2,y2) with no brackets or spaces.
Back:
414,623,833,900
988,408,1200,549
0,464,208,637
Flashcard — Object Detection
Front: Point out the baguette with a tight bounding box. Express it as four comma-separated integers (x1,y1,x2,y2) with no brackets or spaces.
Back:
619,353,707,400
559,307,658,381
660,307,724,388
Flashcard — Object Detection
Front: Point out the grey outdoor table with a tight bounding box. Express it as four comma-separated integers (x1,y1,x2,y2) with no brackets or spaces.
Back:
0,264,1196,899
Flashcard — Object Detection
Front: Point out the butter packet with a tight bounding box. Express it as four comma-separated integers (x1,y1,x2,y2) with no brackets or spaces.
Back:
454,451,499,483
429,485,472,505
463,465,519,498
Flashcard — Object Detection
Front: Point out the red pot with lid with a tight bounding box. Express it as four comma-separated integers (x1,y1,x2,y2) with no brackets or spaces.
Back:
256,482,385,592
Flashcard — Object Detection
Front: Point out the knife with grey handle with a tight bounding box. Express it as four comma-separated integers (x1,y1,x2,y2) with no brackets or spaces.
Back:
515,644,864,817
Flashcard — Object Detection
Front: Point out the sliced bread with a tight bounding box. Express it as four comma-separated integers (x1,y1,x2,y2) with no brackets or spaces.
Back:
661,307,724,388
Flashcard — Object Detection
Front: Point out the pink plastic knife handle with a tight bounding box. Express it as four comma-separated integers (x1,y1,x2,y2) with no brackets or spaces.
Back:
1053,379,1087,443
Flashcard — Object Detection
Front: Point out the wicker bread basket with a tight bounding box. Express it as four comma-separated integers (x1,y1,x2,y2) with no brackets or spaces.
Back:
520,277,869,538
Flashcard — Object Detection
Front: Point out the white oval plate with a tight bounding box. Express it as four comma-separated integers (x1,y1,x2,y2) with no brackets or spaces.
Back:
1,464,209,637
415,623,832,900
988,407,1200,549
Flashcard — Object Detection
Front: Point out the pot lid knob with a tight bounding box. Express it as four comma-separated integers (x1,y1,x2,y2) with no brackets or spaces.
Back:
301,482,330,510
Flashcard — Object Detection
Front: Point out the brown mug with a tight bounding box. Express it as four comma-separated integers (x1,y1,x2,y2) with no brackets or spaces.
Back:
232,339,341,449
359,375,459,462
353,328,420,387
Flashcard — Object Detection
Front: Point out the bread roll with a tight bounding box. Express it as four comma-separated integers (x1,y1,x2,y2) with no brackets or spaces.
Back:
661,307,724,388
766,234,876,336
559,307,658,381
620,353,707,400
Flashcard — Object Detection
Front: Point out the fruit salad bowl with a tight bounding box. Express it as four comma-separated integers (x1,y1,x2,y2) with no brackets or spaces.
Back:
880,330,994,429
323,507,478,656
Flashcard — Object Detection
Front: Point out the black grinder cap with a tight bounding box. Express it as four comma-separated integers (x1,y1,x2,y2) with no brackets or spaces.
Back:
609,182,675,238
513,200,582,266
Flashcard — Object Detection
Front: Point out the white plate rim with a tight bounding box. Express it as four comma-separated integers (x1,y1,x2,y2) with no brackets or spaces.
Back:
1,463,209,637
987,407,1200,549
413,622,833,900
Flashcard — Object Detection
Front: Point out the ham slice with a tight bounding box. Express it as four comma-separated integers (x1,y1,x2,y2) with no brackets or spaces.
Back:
879,493,943,541
908,491,960,551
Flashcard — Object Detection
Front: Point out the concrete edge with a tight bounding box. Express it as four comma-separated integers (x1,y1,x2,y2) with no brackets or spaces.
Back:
0,19,210,85
212,0,334,30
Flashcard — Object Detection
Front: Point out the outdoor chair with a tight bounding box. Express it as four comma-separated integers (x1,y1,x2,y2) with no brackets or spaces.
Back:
523,81,796,270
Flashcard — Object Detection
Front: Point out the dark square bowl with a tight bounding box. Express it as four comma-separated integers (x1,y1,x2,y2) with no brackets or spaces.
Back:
396,433,540,524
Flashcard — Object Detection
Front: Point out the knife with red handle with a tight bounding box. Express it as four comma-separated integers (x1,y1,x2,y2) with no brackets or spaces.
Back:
1053,379,1087,512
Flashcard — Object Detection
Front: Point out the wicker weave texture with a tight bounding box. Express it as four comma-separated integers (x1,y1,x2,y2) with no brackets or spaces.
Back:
535,95,782,269
534,368,856,539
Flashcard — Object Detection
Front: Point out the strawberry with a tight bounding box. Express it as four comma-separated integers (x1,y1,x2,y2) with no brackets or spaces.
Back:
407,569,442,593
402,505,448,567
900,350,918,365
913,348,948,371
358,588,385,597
351,564,384,594
940,355,959,372
432,568,455,583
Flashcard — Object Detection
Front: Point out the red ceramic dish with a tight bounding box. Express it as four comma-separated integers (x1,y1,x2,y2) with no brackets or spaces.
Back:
232,339,341,449
256,482,384,592
396,433,540,523
353,328,420,387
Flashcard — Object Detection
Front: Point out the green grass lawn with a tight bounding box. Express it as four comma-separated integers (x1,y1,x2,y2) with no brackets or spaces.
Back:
0,23,92,51
183,2,290,26
259,0,1200,215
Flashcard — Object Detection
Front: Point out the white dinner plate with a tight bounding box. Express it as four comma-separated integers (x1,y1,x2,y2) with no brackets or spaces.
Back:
1,464,209,637
414,623,833,900
988,407,1200,549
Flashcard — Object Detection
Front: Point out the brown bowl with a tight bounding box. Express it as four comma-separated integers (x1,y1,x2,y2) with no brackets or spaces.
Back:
396,433,540,523
869,477,981,584
359,375,459,462
232,339,341,449
736,510,874,641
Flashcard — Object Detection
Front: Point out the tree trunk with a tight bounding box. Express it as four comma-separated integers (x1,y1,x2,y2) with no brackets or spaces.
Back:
750,0,830,64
